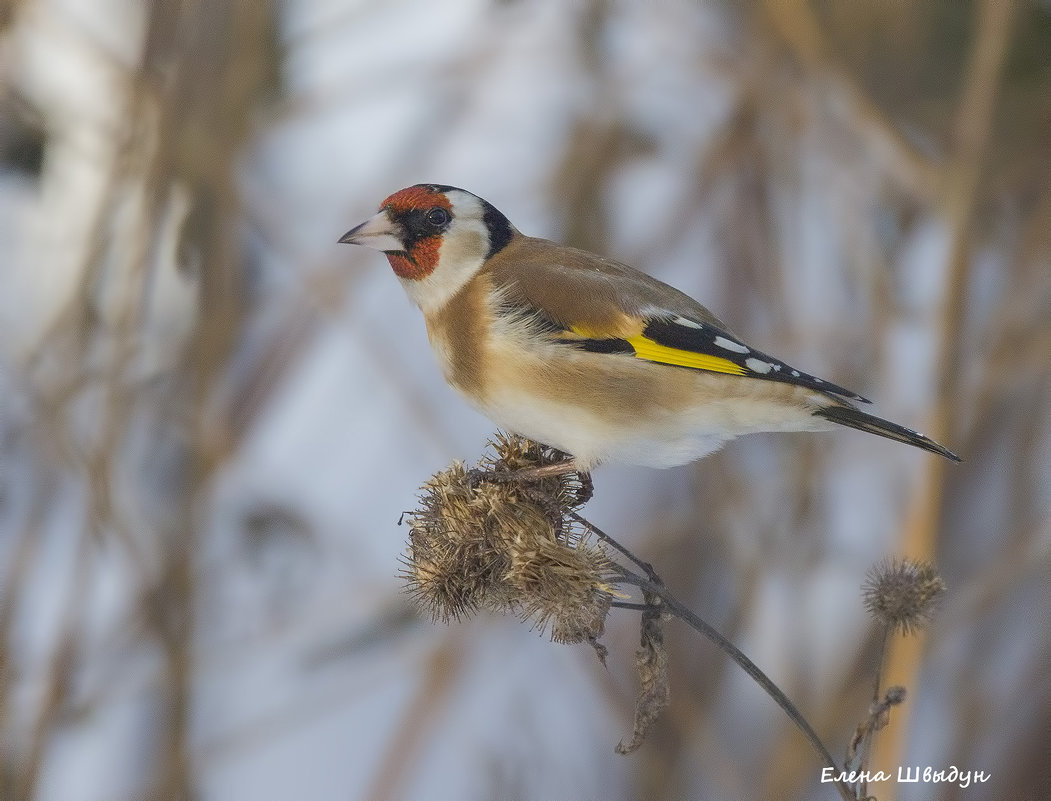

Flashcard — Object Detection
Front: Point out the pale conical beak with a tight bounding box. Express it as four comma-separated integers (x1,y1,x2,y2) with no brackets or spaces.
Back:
338,210,405,252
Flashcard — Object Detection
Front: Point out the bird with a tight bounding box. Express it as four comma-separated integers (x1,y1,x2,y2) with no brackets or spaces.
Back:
339,183,960,477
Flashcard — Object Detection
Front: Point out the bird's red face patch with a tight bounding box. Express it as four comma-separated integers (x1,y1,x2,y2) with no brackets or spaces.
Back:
381,185,452,216
379,185,454,281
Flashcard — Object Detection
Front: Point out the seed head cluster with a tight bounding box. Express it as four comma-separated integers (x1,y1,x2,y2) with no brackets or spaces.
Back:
862,558,946,636
402,433,617,644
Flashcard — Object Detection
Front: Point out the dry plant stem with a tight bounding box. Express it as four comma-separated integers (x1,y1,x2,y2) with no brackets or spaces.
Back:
610,602,655,612
871,628,890,706
14,524,94,800
620,571,852,801
365,637,464,801
566,511,657,580
573,517,851,801
760,0,941,201
874,1,1014,787
858,627,891,799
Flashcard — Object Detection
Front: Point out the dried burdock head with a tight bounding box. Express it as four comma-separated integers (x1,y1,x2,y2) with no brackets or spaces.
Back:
402,433,618,645
862,558,946,636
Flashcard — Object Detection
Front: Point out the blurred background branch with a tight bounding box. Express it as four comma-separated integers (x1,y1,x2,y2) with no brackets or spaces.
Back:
873,2,1015,793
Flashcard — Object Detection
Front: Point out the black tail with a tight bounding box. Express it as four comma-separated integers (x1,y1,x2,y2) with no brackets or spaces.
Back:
814,405,962,462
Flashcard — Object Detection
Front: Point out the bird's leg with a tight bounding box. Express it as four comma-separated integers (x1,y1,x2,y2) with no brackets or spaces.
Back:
530,461,594,504
575,469,594,505
516,453,594,504
466,452,595,539
466,458,575,488
505,459,581,481
467,454,592,497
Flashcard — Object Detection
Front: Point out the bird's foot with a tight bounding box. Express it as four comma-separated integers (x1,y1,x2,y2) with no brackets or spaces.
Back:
466,458,593,504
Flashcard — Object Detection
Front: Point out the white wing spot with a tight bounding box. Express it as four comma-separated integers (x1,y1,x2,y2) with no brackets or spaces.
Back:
714,335,749,354
671,316,703,329
745,357,773,374
813,377,823,383
771,363,781,371
791,370,800,377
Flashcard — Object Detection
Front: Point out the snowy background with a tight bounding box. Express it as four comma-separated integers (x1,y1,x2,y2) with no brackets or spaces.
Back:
1,1,1049,799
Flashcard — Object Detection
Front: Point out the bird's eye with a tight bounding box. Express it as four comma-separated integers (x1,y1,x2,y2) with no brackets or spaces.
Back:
426,207,450,227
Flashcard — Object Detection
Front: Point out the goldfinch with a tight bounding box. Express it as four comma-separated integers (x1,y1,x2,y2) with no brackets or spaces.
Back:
339,184,960,472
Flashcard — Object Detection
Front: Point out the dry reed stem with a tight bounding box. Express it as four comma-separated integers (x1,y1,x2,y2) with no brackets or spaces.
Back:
761,0,942,201
4,2,278,797
12,526,93,800
872,1,1015,791
365,636,465,801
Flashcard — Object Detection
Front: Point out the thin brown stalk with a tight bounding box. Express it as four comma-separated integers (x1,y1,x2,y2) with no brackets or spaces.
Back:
578,518,853,801
872,1,1016,789
11,526,94,801
365,636,465,801
760,0,942,201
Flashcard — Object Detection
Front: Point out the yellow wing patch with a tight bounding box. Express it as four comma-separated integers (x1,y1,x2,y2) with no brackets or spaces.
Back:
626,335,747,375
563,323,746,376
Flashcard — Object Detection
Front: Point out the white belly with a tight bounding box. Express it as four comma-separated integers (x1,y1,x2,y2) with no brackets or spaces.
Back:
475,386,826,470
